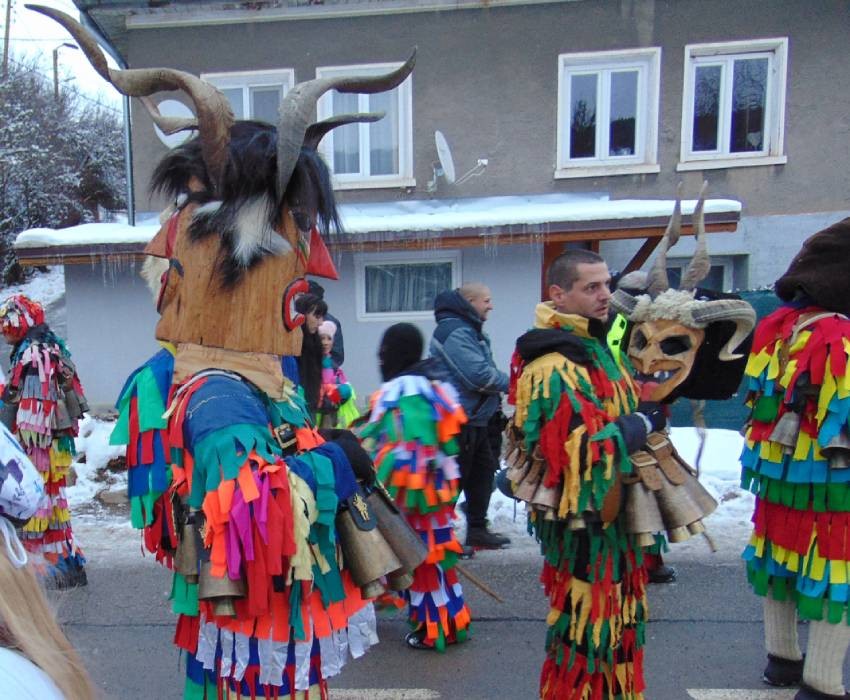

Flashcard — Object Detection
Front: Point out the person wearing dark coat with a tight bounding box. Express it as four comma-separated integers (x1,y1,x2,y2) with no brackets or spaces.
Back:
429,283,510,549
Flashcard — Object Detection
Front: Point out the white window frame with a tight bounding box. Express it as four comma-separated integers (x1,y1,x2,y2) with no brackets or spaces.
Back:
201,68,295,121
555,47,661,179
316,62,415,190
678,38,788,171
666,255,737,292
354,250,460,322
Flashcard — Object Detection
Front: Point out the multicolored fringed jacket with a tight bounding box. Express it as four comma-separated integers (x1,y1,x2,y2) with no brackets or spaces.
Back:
112,348,378,700
4,323,88,584
742,305,850,622
510,303,647,700
360,369,471,651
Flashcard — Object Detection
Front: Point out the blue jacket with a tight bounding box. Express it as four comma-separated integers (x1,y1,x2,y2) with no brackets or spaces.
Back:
428,290,508,426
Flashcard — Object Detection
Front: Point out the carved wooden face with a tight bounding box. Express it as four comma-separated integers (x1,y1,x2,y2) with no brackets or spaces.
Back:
150,201,322,356
628,319,705,401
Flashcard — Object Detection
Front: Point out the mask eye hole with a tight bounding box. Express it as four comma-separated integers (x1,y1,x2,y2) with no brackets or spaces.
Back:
632,330,647,351
290,210,312,233
660,335,692,355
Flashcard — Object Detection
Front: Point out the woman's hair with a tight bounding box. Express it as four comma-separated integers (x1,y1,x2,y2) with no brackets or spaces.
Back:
0,542,95,699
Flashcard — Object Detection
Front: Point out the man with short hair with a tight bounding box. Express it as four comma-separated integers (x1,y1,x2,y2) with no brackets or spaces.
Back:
430,282,511,549
508,249,665,699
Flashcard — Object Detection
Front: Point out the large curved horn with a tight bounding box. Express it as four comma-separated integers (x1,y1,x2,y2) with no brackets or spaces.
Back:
690,299,756,360
681,181,710,291
138,96,198,135
647,183,683,297
610,288,639,318
277,50,416,198
27,4,233,194
303,113,384,151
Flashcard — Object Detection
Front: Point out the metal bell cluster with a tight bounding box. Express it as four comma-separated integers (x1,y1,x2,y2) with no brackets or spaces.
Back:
336,483,428,599
624,433,717,547
504,430,560,518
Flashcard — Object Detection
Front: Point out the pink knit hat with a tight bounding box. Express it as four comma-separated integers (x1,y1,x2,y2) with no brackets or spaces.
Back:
318,320,337,339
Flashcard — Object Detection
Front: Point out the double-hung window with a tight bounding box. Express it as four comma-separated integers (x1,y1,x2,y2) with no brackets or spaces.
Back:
679,38,788,170
556,48,661,178
201,69,295,124
316,63,414,190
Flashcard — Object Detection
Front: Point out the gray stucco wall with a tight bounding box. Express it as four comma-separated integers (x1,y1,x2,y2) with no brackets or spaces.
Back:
126,0,850,222
64,263,161,411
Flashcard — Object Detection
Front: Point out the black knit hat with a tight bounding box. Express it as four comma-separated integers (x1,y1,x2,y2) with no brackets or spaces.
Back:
379,323,424,381
775,217,850,315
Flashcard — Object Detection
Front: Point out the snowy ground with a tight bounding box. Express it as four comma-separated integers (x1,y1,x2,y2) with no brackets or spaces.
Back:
9,269,754,565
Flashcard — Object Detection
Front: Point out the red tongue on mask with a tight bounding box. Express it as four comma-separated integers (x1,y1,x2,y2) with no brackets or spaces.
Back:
306,227,339,280
640,381,660,400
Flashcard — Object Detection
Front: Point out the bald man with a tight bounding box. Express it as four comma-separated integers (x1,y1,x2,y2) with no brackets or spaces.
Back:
430,283,510,549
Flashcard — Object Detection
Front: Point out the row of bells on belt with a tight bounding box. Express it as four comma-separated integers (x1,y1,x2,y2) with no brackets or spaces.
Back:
172,511,246,617
625,467,718,548
335,485,429,599
52,389,87,431
769,410,850,469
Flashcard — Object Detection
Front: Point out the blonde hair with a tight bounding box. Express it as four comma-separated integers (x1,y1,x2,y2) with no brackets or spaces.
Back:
0,548,95,699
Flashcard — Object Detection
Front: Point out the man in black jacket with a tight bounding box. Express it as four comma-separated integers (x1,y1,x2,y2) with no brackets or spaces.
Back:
429,282,511,549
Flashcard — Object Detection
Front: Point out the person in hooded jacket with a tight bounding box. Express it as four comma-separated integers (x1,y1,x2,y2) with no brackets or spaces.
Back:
360,323,471,651
429,283,511,549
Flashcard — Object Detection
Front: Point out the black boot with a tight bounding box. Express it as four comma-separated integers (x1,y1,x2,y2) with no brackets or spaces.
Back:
764,654,804,687
795,683,850,699
466,526,510,549
648,564,676,584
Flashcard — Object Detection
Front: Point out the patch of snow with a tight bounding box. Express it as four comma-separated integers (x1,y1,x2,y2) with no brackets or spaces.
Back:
1,266,65,308
67,415,127,509
15,222,158,249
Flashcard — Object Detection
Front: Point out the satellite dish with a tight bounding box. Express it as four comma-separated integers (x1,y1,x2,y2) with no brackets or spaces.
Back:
153,99,196,149
434,130,456,184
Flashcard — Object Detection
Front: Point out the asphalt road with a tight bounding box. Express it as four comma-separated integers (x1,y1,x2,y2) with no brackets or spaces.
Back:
48,517,850,700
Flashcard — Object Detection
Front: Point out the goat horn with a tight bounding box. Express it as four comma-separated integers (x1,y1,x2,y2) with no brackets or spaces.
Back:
277,50,416,199
681,181,710,290
138,96,198,135
609,288,640,318
690,299,756,360
647,183,683,297
27,4,233,195
303,113,384,151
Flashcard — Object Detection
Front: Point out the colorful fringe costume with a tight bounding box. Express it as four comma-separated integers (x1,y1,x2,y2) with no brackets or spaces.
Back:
510,304,647,700
112,350,379,699
318,356,357,429
360,373,471,650
741,305,850,622
0,295,87,587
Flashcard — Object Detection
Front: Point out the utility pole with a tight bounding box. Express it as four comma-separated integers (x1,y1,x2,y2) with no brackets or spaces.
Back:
2,0,12,79
52,42,77,101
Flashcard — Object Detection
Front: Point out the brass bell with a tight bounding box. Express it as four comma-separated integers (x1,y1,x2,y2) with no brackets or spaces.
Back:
654,476,703,534
634,532,657,548
624,481,665,536
680,473,718,519
822,430,850,469
667,526,691,543
514,454,545,503
198,561,246,617
367,488,428,573
64,390,83,421
688,521,706,535
52,396,74,431
768,411,801,452
173,516,199,583
386,568,414,591
531,482,560,512
335,504,403,598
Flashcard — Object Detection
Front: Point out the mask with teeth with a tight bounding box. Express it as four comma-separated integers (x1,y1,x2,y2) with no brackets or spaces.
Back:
628,320,704,401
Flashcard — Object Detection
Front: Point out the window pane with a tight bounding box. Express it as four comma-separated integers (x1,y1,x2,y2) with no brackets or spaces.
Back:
368,90,399,176
692,64,721,151
221,88,244,119
667,265,725,291
250,86,282,124
609,70,638,156
364,262,452,313
570,73,597,159
730,57,767,152
331,91,360,174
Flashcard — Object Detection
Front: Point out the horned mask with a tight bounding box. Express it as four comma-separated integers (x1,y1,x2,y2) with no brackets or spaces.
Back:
611,184,756,403
31,4,415,356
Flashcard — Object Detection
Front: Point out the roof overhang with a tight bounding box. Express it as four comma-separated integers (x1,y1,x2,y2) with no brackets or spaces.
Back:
14,193,740,266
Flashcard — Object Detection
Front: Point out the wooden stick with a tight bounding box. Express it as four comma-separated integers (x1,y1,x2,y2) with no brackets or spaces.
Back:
455,563,505,604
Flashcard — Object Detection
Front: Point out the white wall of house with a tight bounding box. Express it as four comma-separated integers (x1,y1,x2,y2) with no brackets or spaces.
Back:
65,263,160,411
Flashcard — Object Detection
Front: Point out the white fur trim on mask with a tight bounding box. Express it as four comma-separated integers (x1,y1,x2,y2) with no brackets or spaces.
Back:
629,289,706,327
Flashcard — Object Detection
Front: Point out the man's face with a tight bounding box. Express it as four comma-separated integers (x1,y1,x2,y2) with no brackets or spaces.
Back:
550,262,612,321
469,288,494,322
